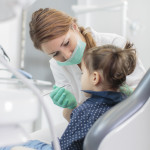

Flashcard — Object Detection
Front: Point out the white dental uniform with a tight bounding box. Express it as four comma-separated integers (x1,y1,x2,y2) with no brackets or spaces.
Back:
49,28,146,103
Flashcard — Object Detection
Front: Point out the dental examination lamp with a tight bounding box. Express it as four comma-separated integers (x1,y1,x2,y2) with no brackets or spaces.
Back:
0,48,61,149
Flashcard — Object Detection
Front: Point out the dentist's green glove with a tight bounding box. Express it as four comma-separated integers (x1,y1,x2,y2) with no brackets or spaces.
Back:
50,85,77,109
119,84,134,96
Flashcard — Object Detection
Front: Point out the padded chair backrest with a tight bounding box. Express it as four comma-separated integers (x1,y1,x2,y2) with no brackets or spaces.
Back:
84,68,150,150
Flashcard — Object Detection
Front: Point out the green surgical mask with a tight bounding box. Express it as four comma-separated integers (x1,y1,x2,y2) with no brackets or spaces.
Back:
57,39,86,66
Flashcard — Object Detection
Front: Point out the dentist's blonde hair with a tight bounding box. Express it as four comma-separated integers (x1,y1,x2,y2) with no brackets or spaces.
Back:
29,8,96,51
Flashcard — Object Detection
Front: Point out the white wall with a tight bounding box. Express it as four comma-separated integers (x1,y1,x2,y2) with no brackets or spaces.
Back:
0,9,22,68
127,0,150,70
76,0,150,70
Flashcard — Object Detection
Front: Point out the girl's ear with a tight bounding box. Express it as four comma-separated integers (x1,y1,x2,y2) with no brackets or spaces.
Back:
92,71,101,85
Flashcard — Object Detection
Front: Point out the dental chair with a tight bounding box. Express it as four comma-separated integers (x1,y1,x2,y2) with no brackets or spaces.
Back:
83,68,150,150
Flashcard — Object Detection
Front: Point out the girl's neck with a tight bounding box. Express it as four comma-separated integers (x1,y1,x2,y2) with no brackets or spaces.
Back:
92,86,118,92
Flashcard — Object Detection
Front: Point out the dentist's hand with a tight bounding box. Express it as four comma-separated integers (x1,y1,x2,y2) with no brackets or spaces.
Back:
50,85,77,109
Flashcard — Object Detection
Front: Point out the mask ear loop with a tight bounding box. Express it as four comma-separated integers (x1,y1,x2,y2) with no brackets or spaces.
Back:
70,24,80,50
71,24,86,55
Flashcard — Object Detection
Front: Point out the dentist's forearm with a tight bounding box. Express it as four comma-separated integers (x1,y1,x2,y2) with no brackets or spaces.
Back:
63,108,73,122
63,105,78,122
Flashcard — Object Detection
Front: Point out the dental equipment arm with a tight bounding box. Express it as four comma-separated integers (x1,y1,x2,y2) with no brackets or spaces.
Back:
0,51,61,150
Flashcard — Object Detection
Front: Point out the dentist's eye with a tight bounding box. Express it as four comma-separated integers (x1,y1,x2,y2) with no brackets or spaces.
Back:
53,51,59,57
64,41,69,46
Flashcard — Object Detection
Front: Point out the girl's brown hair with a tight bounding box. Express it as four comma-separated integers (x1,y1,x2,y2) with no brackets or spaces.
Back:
29,8,96,50
82,42,137,90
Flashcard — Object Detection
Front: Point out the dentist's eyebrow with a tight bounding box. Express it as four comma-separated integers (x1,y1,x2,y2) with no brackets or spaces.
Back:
61,38,65,47
48,51,57,55
61,34,69,46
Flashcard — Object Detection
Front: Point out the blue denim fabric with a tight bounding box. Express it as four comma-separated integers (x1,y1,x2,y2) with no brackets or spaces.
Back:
0,140,53,150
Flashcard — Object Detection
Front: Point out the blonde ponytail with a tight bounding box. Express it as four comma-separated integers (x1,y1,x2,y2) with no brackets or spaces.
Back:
79,26,96,50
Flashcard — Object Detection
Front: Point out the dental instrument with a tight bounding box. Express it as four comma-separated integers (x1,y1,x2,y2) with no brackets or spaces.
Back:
0,45,10,62
43,84,70,96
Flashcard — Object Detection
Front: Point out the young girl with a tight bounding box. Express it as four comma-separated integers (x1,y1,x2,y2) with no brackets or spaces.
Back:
1,42,136,150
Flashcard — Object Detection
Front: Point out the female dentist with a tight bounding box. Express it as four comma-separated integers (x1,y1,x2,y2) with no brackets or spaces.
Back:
29,8,145,120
